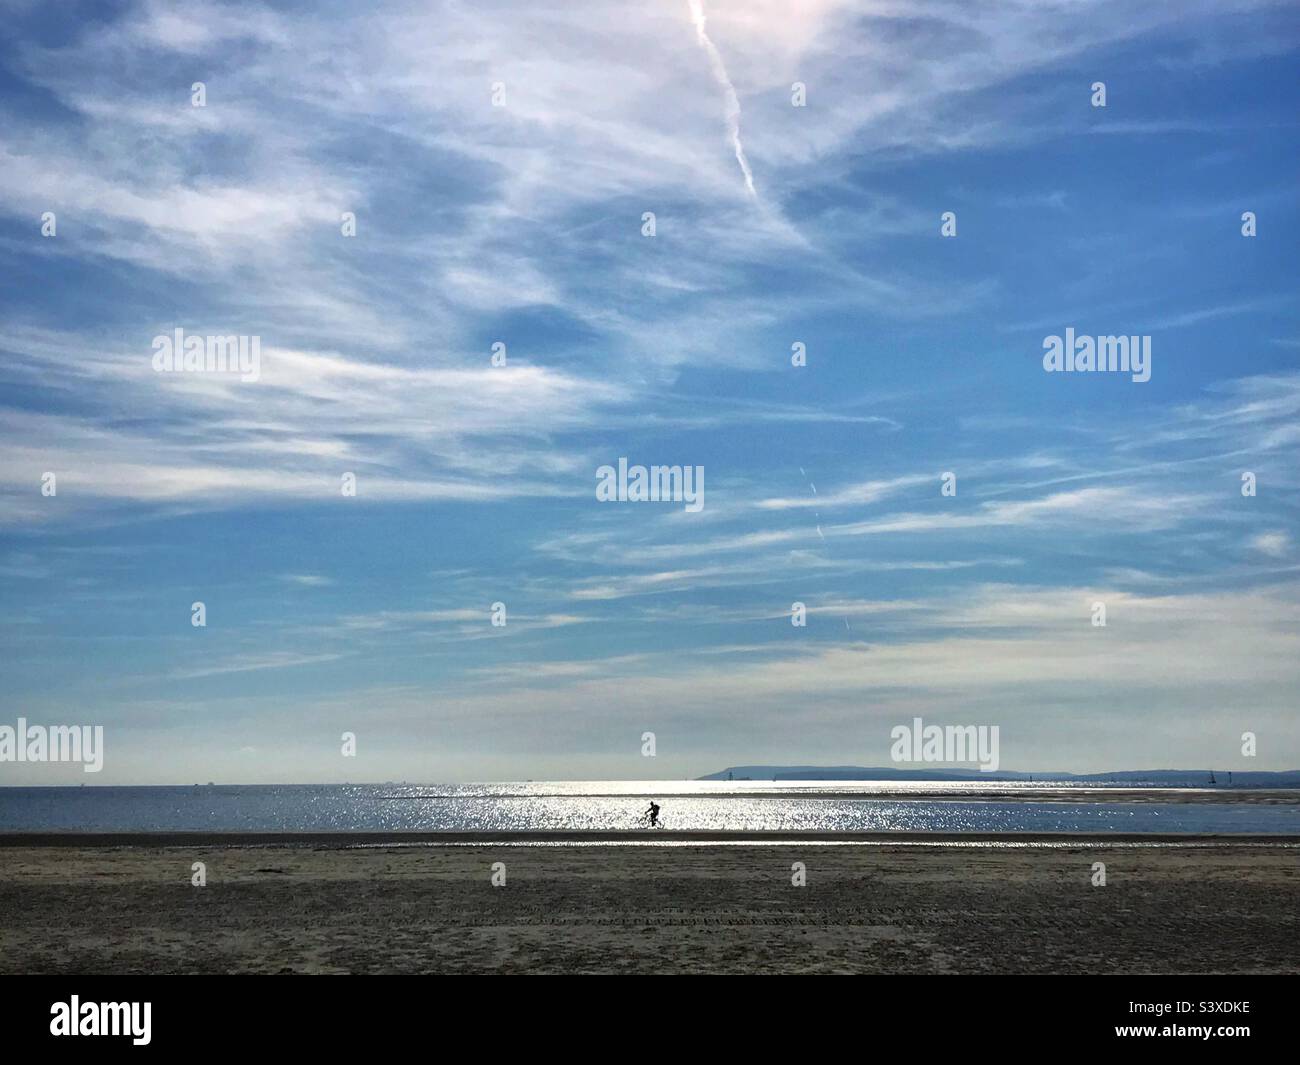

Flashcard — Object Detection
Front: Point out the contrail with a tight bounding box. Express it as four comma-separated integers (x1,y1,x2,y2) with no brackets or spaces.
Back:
686,0,756,197
797,467,850,633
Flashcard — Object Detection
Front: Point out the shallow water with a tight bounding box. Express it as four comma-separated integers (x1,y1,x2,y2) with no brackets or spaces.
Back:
1,782,1297,834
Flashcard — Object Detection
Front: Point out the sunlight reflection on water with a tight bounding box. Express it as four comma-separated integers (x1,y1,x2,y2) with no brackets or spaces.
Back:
360,795,1297,834
1,782,1297,834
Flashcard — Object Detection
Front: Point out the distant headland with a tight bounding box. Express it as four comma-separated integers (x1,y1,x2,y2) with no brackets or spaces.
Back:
700,766,1300,786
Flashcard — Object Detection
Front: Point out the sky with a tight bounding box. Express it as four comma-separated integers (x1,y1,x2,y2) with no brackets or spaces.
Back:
1,0,1298,784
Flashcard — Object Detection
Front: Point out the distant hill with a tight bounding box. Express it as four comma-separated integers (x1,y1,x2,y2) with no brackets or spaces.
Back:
700,765,1300,786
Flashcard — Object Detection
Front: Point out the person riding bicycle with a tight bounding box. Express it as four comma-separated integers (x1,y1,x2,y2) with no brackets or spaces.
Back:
645,801,660,827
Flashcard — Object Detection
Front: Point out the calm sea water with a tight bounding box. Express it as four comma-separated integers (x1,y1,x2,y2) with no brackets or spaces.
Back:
1,781,1298,834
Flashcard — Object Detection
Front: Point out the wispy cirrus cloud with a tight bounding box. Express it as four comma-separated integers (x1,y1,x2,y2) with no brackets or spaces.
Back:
2,0,1297,781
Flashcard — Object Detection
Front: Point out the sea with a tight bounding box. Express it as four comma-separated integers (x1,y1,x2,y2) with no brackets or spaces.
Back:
1,781,1298,835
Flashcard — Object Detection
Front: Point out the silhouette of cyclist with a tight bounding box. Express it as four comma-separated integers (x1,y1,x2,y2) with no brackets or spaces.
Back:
645,801,660,827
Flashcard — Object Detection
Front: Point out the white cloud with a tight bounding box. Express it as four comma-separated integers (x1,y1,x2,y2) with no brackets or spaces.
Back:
1250,531,1290,558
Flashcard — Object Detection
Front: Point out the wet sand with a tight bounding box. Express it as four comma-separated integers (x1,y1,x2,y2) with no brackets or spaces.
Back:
2,834,1297,974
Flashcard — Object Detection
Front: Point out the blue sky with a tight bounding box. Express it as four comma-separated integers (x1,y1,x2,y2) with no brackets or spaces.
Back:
1,0,1298,784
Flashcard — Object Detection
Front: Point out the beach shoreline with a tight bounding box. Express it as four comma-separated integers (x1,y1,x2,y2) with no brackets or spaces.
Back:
3,839,1297,974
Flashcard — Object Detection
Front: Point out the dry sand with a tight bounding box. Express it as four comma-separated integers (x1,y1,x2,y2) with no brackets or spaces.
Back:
1,836,1296,974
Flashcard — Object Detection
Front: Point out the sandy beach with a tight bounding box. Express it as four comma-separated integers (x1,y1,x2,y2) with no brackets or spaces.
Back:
2,834,1297,974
